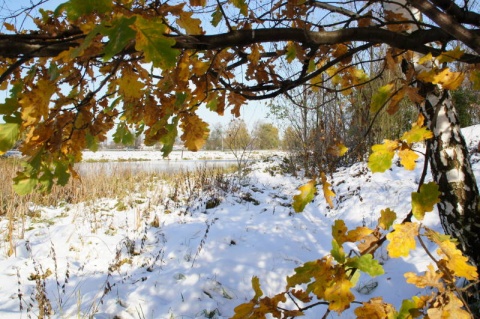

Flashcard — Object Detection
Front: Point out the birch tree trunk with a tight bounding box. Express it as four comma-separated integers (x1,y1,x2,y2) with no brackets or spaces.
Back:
419,83,480,267
385,1,480,270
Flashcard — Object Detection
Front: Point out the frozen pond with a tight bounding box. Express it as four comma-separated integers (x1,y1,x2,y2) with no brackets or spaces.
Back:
76,159,239,175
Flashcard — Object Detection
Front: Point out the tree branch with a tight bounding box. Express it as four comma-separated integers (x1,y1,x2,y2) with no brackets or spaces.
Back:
409,0,480,54
1,25,479,63
428,0,480,26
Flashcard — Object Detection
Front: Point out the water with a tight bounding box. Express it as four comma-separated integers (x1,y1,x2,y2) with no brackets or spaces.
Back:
76,159,239,175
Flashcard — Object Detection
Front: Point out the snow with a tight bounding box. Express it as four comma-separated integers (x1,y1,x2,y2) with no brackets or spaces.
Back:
1,127,480,319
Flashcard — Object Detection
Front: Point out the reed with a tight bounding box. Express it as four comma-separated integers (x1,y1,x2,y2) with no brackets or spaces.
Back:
0,158,235,256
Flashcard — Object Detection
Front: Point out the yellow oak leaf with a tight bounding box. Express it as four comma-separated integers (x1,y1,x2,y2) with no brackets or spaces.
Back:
378,208,396,230
324,277,354,313
292,179,316,213
327,142,348,157
398,148,419,170
248,44,261,65
321,172,335,208
437,240,478,280
177,54,190,82
435,69,464,90
251,276,263,301
404,264,443,289
192,59,209,76
231,302,254,319
176,11,202,34
427,292,471,319
332,220,348,245
19,79,56,125
368,139,399,173
417,69,436,83
417,52,433,65
352,68,369,85
370,83,394,113
332,43,348,58
354,297,396,319
345,226,373,243
227,92,246,117
386,88,405,115
385,49,397,70
117,69,144,99
436,46,464,63
401,121,433,144
358,13,373,28
180,113,209,151
418,68,464,90
386,222,419,258
411,182,440,221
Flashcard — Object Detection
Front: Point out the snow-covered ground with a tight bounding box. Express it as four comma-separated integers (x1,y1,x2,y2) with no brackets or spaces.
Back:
1,129,479,319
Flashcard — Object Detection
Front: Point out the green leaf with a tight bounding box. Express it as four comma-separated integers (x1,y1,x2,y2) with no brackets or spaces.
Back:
230,0,248,16
367,140,398,173
292,179,316,212
397,298,420,319
285,42,296,63
370,83,394,113
211,6,223,27
470,70,480,90
160,117,179,157
0,123,20,154
54,162,71,186
48,62,60,81
69,24,104,59
411,182,440,220
86,132,99,151
286,260,319,289
331,239,346,264
56,0,113,20
401,125,433,144
134,16,180,69
113,123,135,145
174,92,188,107
346,254,384,277
38,168,54,193
102,16,137,61
206,96,218,112
0,84,22,115
0,99,20,115
13,172,38,195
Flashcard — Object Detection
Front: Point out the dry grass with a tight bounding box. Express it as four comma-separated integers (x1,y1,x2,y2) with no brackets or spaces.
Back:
0,158,235,257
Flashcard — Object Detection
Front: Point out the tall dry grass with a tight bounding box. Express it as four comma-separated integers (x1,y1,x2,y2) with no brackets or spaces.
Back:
0,158,235,256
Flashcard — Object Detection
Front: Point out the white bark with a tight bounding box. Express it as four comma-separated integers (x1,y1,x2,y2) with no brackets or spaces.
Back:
384,0,480,268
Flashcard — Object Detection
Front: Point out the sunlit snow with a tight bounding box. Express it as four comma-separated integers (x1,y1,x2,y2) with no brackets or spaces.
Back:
1,127,479,319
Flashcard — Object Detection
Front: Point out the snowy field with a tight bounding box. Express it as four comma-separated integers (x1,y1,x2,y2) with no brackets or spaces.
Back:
1,128,479,319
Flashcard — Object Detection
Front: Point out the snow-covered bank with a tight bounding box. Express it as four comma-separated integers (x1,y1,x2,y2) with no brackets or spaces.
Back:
81,150,283,162
1,127,479,319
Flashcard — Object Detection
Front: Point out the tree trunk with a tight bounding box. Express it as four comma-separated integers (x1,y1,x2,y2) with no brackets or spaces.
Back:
383,0,480,277
418,83,480,269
